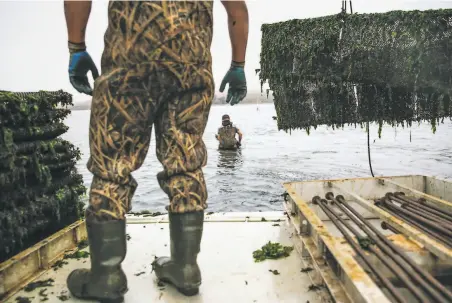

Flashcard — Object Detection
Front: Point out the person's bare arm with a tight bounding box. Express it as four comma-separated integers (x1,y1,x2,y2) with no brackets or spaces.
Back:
64,1,92,44
237,128,243,143
221,1,249,63
215,128,221,141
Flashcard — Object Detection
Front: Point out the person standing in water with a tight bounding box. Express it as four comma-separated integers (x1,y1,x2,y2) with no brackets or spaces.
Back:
215,114,243,150
63,1,248,301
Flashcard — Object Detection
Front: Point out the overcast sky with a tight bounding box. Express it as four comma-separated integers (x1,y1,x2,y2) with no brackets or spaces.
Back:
1,0,452,103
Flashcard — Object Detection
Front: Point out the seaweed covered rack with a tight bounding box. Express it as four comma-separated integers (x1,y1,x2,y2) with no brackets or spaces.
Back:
283,175,452,303
258,8,452,135
0,90,86,263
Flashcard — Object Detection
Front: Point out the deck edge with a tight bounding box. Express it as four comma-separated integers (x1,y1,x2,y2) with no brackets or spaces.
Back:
0,220,87,302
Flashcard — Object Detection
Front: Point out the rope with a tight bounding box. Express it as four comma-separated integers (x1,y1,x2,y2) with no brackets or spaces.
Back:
341,0,374,176
367,122,375,177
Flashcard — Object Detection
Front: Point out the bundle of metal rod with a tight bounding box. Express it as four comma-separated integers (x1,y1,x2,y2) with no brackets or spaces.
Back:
395,192,452,222
376,192,452,248
311,196,407,303
314,193,452,303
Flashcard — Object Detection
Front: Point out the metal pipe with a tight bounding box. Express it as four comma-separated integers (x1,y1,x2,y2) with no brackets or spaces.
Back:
325,195,444,303
335,195,452,301
384,202,452,244
382,198,452,238
385,193,452,223
318,198,430,302
396,193,452,221
380,203,452,247
381,222,400,234
382,198,452,246
379,200,452,248
400,203,452,229
408,203,452,223
389,193,452,224
312,196,407,303
394,192,452,221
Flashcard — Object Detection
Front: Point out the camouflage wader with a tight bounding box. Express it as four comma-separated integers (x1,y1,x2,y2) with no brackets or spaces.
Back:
218,125,239,150
67,2,214,301
86,1,214,221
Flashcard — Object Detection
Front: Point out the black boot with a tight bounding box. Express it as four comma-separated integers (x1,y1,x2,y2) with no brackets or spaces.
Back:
67,217,128,303
152,211,204,296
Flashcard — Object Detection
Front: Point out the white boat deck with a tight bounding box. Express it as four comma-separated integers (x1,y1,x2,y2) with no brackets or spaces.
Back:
4,212,329,303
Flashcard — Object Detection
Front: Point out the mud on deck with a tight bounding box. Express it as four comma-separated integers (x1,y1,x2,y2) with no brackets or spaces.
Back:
4,212,329,303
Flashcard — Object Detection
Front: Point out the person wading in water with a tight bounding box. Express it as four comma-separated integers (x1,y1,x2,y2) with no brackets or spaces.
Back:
215,114,243,150
63,1,248,301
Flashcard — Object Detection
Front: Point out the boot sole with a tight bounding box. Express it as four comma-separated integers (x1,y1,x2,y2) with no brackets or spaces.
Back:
70,286,128,303
100,298,125,303
71,294,124,303
177,286,199,296
160,278,199,296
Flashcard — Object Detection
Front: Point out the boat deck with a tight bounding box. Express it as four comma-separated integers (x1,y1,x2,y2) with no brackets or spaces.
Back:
282,175,452,303
4,212,329,303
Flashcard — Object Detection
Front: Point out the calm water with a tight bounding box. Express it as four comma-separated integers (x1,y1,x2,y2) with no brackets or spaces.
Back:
63,104,452,213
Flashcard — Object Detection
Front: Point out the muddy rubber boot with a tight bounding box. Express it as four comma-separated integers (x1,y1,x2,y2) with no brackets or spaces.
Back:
152,211,204,296
67,217,128,303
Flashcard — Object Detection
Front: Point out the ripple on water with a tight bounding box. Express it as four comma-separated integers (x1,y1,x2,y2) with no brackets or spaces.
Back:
62,105,452,213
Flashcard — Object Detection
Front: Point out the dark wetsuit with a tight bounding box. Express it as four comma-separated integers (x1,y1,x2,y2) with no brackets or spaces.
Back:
86,1,214,220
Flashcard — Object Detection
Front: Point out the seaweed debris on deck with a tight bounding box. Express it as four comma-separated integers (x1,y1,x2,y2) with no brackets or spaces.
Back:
0,90,86,262
127,210,165,217
253,241,294,262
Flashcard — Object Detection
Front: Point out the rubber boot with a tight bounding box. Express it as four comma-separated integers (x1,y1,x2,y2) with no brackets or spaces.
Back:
152,211,204,296
67,217,128,303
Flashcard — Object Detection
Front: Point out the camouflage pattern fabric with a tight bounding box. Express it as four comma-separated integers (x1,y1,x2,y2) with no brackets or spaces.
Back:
86,1,214,221
217,125,239,150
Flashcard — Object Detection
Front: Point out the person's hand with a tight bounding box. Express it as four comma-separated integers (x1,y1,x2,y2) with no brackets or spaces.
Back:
219,61,247,106
68,47,99,96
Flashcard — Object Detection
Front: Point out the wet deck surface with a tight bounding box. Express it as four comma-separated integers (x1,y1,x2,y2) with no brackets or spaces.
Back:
7,213,325,303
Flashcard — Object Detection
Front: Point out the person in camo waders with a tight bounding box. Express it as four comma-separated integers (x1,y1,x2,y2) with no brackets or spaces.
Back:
215,114,243,150
63,0,248,302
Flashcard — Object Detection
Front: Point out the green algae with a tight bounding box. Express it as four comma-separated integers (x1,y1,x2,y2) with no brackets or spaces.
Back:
64,250,90,260
127,210,165,217
259,9,452,134
24,279,54,292
252,241,294,262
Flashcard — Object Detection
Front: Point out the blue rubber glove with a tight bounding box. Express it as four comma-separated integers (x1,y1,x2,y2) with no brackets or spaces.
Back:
68,43,99,96
219,61,247,106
